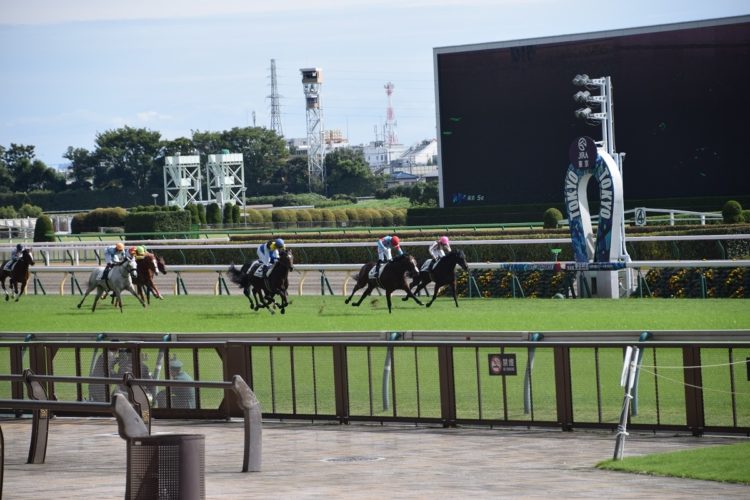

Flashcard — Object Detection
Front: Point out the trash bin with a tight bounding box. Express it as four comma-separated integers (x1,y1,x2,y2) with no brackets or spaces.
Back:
126,434,205,500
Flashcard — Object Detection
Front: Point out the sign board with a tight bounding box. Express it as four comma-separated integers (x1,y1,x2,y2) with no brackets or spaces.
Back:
634,207,647,226
488,353,517,376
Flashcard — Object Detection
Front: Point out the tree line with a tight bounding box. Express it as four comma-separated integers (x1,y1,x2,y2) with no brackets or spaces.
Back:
0,125,388,199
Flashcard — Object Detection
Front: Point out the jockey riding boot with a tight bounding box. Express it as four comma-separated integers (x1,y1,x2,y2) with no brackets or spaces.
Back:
102,264,112,285
375,260,383,277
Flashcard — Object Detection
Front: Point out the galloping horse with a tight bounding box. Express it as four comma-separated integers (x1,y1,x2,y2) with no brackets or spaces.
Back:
77,258,145,312
409,249,469,308
345,253,424,313
227,249,294,315
134,253,167,303
0,248,35,302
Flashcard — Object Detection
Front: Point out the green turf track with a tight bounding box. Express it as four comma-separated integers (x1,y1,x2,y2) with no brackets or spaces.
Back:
2,295,749,333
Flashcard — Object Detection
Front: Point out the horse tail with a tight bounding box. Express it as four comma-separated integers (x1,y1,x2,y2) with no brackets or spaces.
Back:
227,264,252,289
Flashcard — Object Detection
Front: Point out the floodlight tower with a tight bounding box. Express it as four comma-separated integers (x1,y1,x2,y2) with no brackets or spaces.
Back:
206,151,246,207
269,59,283,136
301,67,325,191
384,82,397,145
163,154,203,208
572,74,620,172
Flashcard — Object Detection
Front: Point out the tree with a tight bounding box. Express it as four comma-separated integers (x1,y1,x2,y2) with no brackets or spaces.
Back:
274,156,310,193
324,148,383,196
94,126,162,190
63,147,97,190
1,144,65,193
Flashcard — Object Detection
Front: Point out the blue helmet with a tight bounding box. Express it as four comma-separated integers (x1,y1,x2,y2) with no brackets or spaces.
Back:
16,243,23,251
275,238,285,248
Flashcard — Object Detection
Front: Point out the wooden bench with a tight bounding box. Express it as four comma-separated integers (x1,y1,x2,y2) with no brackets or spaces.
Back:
0,370,262,472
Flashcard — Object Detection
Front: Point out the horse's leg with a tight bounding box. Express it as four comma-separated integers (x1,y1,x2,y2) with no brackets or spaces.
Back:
352,283,375,307
126,284,146,308
77,284,95,309
91,286,103,312
1,277,8,301
242,286,254,308
450,279,459,307
426,282,443,308
345,278,366,304
15,278,28,302
386,290,393,313
401,281,424,306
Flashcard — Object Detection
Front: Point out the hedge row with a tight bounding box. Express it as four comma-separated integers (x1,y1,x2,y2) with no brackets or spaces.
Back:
633,267,749,298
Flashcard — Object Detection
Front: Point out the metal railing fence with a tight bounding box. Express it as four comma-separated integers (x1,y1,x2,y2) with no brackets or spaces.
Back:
1,335,748,435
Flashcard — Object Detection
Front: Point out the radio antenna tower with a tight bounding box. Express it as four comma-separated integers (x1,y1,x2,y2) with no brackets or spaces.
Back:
269,59,283,136
384,82,397,145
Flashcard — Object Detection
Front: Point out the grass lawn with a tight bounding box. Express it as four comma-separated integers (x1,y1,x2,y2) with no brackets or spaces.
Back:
598,442,750,484
2,295,749,333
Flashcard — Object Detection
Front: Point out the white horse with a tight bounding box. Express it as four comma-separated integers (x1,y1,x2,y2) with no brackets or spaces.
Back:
77,258,146,312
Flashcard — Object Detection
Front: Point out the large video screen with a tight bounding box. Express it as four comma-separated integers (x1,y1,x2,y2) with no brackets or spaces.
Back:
435,17,750,207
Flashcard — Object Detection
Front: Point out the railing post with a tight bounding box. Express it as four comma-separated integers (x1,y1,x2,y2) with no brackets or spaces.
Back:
553,346,574,431
332,344,349,424
683,346,705,436
438,344,456,427
222,343,250,419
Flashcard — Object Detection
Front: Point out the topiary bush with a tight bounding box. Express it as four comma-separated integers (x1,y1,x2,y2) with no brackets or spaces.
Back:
543,208,563,229
722,200,743,223
33,214,55,242
206,203,222,225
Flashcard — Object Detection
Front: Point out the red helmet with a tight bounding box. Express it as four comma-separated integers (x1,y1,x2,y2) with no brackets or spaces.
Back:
391,235,400,246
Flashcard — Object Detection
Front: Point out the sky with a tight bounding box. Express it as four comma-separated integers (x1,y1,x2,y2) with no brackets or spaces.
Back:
1,0,748,168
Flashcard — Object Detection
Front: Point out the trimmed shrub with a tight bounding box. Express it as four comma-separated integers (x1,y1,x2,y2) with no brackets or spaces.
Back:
380,209,394,227
185,203,201,225
206,203,222,225
345,208,360,225
296,209,313,228
392,208,407,226
33,214,55,242
18,203,44,218
245,209,264,225
722,200,743,223
260,210,272,224
232,204,240,224
543,208,563,229
222,203,234,224
333,210,349,226
197,204,207,225
320,209,336,228
69,207,128,233
124,210,192,240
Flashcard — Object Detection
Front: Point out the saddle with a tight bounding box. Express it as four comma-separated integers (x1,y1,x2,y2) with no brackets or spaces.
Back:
252,262,274,279
2,260,13,272
420,258,439,273
368,261,388,280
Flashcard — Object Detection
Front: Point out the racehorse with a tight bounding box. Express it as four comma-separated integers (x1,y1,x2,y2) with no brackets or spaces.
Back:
344,253,424,313
227,249,294,315
134,253,167,303
77,258,146,312
0,248,35,302
409,249,469,308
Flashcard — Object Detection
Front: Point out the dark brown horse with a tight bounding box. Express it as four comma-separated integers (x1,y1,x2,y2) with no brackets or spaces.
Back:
227,249,294,315
134,253,167,303
409,249,469,307
0,248,35,302
345,253,423,313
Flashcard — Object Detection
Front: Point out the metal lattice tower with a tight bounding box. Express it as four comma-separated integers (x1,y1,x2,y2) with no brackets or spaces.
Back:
384,82,397,145
301,67,325,190
163,154,203,208
205,152,246,207
269,59,283,136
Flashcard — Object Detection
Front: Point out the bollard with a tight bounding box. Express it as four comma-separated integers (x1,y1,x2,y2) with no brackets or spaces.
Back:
382,332,402,411
524,333,543,414
630,331,652,416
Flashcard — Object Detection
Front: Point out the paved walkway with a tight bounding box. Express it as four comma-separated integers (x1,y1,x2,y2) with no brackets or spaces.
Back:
2,417,748,499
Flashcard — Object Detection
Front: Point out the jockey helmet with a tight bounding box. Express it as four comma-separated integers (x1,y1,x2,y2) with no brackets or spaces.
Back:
275,238,285,248
390,235,400,246
16,243,23,251
439,236,450,245
136,245,146,256
128,246,137,255
115,242,124,252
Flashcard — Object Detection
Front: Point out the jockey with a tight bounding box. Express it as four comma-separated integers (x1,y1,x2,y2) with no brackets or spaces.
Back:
4,243,25,271
256,238,285,278
128,246,138,259
427,236,452,270
375,235,403,277
102,242,127,282
134,245,159,275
